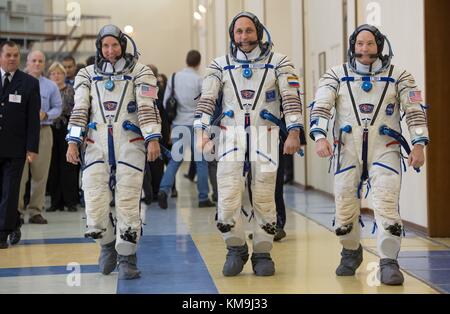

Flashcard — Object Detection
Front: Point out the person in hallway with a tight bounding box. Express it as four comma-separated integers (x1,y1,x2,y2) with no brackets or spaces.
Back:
85,55,96,67
18,50,62,225
195,12,303,276
283,154,294,184
248,120,307,242
157,50,215,209
66,25,161,280
46,62,79,212
0,41,41,248
62,55,77,87
274,123,307,242
310,24,428,285
141,64,170,204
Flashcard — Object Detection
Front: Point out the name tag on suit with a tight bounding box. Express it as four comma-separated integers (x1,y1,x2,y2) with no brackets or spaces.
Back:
9,94,22,103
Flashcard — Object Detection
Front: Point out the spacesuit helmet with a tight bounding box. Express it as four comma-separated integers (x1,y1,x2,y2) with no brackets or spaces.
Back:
347,24,393,75
94,24,140,75
228,11,273,62
228,11,264,43
96,24,127,59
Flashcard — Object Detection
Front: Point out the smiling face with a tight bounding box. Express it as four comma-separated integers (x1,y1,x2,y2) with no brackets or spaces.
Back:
355,30,378,65
233,17,258,53
101,36,122,64
27,51,46,77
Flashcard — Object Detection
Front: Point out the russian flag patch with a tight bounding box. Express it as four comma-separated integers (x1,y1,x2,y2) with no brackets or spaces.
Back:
287,75,300,88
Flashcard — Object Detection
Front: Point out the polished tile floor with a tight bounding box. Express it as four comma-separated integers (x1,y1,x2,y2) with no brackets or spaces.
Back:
0,165,447,294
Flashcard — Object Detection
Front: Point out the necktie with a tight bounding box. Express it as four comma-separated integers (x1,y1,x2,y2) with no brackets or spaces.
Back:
2,72,10,93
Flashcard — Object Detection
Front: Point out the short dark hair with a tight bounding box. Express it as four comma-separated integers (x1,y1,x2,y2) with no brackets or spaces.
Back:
147,64,159,77
85,55,95,66
62,55,76,64
186,50,201,67
0,41,19,54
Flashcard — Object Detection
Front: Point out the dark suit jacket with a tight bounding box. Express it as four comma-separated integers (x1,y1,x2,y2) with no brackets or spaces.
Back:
0,69,40,158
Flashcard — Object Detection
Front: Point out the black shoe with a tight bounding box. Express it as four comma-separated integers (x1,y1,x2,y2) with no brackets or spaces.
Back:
109,199,115,207
274,228,286,242
141,196,152,205
46,205,63,212
183,174,195,182
0,232,9,249
171,188,178,198
9,228,21,245
199,199,215,208
158,191,168,209
67,205,78,212
284,176,294,184
29,214,48,224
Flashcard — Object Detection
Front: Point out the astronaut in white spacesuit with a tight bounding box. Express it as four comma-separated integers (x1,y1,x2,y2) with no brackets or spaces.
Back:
310,24,428,285
195,12,303,277
66,25,161,279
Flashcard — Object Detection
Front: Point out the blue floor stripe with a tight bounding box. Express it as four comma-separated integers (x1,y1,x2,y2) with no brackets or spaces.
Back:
117,234,218,294
399,250,450,293
19,238,95,245
436,284,450,294
0,265,99,277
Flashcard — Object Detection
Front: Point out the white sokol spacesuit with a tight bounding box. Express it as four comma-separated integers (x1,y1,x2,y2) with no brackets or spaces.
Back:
194,12,303,276
67,25,161,279
310,25,428,284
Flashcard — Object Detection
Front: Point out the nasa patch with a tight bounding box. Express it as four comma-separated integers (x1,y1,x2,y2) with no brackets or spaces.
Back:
127,101,137,113
385,103,395,116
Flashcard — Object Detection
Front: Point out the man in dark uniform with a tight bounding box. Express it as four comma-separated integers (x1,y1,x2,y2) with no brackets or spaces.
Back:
0,41,40,248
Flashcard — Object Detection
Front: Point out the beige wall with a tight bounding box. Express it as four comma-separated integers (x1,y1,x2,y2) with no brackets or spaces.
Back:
304,0,345,194
52,0,193,76
289,0,307,186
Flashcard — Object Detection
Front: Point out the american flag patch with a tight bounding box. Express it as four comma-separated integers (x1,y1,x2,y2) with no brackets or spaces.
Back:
140,84,158,98
408,90,423,104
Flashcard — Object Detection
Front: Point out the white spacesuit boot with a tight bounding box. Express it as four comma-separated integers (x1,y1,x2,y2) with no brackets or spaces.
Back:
99,240,117,275
336,219,363,276
118,254,141,280
222,242,249,277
